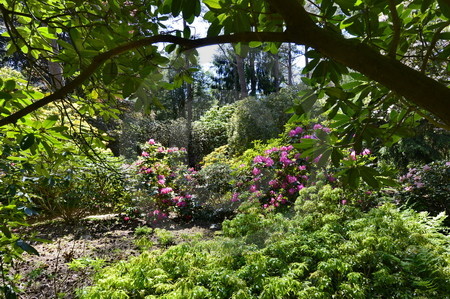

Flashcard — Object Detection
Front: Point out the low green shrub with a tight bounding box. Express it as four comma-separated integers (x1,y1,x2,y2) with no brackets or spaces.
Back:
78,187,450,298
30,154,127,222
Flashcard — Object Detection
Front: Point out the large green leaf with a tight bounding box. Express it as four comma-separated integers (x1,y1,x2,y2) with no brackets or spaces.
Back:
20,133,35,150
16,239,39,255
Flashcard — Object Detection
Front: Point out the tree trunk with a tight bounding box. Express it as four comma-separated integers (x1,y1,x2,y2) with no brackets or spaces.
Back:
236,53,248,99
272,53,280,91
249,51,257,96
48,40,64,90
287,43,293,85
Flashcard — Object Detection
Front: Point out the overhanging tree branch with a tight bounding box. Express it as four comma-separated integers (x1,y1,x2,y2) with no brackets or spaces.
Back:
267,0,450,128
0,32,293,127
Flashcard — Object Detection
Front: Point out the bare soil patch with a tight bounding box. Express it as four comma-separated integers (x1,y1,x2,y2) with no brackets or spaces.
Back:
12,215,218,298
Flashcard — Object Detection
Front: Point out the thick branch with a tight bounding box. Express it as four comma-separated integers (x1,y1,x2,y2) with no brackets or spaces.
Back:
0,32,292,127
268,0,450,128
387,0,401,58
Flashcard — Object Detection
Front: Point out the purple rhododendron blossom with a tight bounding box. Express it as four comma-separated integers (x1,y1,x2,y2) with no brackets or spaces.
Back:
231,193,240,202
313,154,322,164
286,175,297,183
269,180,279,187
252,167,261,176
423,165,431,171
288,188,297,194
313,124,323,130
289,126,303,137
265,157,274,167
249,185,258,192
253,156,264,163
302,134,317,139
280,152,293,165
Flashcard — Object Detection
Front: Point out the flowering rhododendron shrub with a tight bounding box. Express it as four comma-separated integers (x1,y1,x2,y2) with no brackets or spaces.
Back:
130,139,195,222
230,124,340,211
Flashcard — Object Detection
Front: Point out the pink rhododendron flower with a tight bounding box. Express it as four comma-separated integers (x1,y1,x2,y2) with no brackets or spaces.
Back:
141,151,149,157
350,151,357,160
249,185,258,192
341,200,347,205
160,187,173,194
157,179,166,185
322,127,331,133
176,201,187,207
415,182,425,188
423,165,431,171
148,139,156,145
123,216,130,221
157,175,165,180
298,165,307,171
361,148,371,155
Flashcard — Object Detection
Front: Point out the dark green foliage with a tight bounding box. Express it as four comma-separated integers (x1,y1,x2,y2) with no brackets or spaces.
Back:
79,187,450,298
119,113,188,160
380,123,450,172
397,161,450,226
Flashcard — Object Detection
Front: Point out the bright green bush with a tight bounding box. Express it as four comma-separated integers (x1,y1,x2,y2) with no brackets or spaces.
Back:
79,187,450,298
227,98,279,155
192,104,236,163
